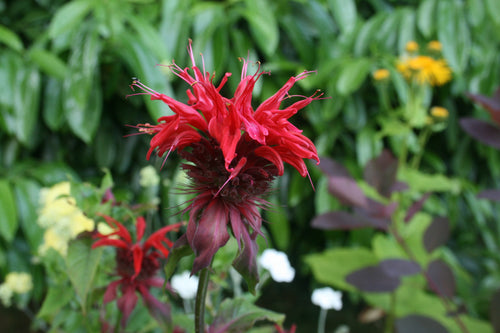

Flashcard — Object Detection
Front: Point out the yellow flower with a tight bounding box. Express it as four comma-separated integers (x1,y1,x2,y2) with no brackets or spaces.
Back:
373,69,390,81
397,55,452,86
427,40,442,52
430,106,449,118
405,41,419,53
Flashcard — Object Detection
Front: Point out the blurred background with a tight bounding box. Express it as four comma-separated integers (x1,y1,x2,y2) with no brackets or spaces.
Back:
1,0,500,332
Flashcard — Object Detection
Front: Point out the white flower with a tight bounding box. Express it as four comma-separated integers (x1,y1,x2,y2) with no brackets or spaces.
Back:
311,287,342,310
139,166,160,188
171,271,199,300
259,249,295,283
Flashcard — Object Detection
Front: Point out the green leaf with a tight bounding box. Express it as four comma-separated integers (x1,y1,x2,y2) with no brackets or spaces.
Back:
13,178,44,249
265,195,290,250
0,24,23,51
0,179,18,243
336,58,371,95
417,0,436,38
48,0,94,38
485,0,500,25
398,168,461,194
356,127,383,167
328,0,357,33
244,0,279,56
65,237,102,312
398,9,416,51
29,48,68,79
14,66,41,147
164,241,193,281
213,296,285,332
37,284,74,319
43,77,65,130
354,14,386,56
64,29,102,143
305,248,377,291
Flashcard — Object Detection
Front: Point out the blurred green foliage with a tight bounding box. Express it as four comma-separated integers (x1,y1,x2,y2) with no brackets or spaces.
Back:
1,0,500,331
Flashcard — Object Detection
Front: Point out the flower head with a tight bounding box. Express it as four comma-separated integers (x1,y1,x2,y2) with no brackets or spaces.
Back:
397,55,451,86
373,69,390,81
171,271,199,300
311,287,342,311
93,215,181,327
427,40,442,52
0,272,32,307
129,41,321,283
430,106,449,119
259,249,295,282
405,41,419,53
37,182,95,256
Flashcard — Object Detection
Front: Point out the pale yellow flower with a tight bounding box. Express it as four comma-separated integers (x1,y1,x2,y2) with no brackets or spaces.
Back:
430,106,449,118
139,165,160,188
5,272,33,294
405,41,419,53
0,284,13,307
373,69,390,81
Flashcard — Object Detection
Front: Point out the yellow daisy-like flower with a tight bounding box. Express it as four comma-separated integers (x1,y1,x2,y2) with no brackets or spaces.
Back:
397,55,452,86
373,69,390,81
405,41,419,53
427,40,442,52
430,106,449,118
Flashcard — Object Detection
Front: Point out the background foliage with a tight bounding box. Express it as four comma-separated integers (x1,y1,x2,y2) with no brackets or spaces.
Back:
1,0,500,332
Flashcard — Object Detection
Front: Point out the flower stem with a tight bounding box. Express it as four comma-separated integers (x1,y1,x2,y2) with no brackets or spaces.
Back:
195,267,211,333
317,308,328,333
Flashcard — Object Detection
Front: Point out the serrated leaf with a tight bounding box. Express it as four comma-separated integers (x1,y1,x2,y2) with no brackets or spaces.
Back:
0,24,23,51
29,48,68,79
65,237,102,312
48,0,93,38
0,179,18,243
336,58,371,95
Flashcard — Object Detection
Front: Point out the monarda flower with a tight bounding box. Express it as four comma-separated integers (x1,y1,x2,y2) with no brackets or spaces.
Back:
93,215,181,328
130,41,321,286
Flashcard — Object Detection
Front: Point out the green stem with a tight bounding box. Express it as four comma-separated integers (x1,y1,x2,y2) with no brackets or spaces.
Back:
317,308,328,333
411,127,431,169
195,267,211,333
384,292,396,333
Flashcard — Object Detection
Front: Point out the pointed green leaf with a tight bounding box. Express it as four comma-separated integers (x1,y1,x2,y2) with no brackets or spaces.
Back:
37,284,74,319
417,0,436,38
13,178,44,249
336,58,371,95
43,77,65,130
14,66,41,147
244,0,278,56
29,48,68,79
0,179,18,243
48,0,94,38
0,24,23,51
328,0,357,33
65,237,102,312
485,0,500,25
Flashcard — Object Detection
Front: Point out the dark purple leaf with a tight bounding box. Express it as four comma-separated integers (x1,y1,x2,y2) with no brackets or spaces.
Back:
366,200,397,220
466,88,500,125
379,259,421,277
311,211,389,231
478,189,500,201
423,217,450,253
395,315,449,333
404,193,430,223
391,181,409,193
460,118,500,150
490,289,500,332
427,259,456,298
364,150,398,198
346,265,400,292
318,157,368,208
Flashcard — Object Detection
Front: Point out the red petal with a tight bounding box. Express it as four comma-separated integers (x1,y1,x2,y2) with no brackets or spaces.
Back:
136,217,146,242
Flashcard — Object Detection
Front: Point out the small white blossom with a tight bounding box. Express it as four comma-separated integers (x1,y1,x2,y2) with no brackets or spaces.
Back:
139,165,160,188
311,287,342,310
171,271,199,300
259,249,295,283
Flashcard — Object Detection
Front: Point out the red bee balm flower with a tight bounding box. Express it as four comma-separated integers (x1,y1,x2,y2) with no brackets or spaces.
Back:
130,42,321,284
93,215,181,327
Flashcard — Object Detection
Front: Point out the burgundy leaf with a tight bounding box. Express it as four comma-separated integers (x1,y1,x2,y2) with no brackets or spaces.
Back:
466,88,500,125
318,157,368,208
391,181,409,193
404,193,430,223
490,289,500,333
366,200,397,220
460,118,500,150
311,211,389,230
423,217,450,253
426,259,456,298
364,150,398,198
346,265,401,292
395,314,449,333
478,189,500,201
379,259,421,278
232,231,259,294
